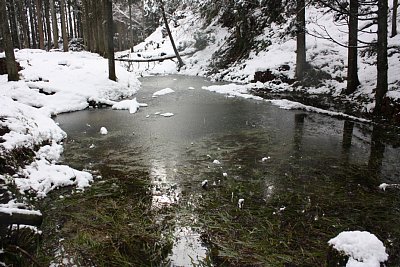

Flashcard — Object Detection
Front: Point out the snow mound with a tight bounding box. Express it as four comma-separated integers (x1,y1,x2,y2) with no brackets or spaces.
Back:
112,98,146,114
152,88,175,97
0,96,66,151
328,231,388,267
15,159,93,198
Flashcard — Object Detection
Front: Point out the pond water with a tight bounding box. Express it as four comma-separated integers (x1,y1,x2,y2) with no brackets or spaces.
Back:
48,75,400,266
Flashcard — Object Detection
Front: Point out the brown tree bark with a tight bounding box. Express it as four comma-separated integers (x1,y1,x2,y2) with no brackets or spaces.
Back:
0,0,19,81
129,0,133,51
105,0,116,81
16,0,30,48
392,0,398,37
345,0,360,94
60,0,69,51
81,0,90,49
49,0,58,48
28,0,37,48
35,0,45,49
295,0,306,80
7,0,20,48
375,0,388,116
67,0,73,38
44,0,52,50
159,0,184,70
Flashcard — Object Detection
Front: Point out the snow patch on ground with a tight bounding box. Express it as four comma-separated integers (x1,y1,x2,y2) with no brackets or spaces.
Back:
328,231,388,267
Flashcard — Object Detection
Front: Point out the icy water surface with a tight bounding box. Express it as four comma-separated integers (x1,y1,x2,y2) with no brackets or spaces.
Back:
50,75,400,266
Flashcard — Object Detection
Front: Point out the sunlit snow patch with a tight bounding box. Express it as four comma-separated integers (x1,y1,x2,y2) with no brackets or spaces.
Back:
152,88,175,98
328,231,388,267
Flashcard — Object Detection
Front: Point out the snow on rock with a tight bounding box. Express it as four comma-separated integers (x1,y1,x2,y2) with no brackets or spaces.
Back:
100,127,108,135
379,183,400,191
262,157,271,162
0,200,42,216
238,198,244,209
328,231,388,267
152,88,175,97
112,98,146,114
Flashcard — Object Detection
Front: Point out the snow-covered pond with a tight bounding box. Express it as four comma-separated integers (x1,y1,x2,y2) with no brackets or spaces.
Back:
50,75,400,266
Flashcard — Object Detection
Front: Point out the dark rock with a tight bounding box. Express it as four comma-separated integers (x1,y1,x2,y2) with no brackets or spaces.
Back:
278,64,290,71
252,69,276,83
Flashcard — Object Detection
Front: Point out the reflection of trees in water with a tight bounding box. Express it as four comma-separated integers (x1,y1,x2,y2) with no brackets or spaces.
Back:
293,113,306,158
341,120,354,165
368,126,386,176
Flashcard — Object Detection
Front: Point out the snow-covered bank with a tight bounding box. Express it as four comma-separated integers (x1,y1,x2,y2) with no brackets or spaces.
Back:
118,5,400,120
0,49,140,212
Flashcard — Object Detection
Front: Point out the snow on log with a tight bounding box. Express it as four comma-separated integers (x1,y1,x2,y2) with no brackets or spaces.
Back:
0,209,43,226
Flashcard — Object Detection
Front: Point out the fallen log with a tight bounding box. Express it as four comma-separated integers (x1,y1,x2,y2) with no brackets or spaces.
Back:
0,209,43,226
115,55,179,63
115,50,196,63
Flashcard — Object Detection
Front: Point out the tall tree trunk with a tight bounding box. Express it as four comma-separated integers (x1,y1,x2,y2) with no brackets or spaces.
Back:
67,0,73,38
60,0,68,51
105,0,116,81
375,0,388,116
81,0,90,49
159,0,184,70
97,1,105,56
7,0,20,48
345,0,360,94
392,0,398,37
16,0,30,48
72,1,78,38
295,0,306,80
35,0,45,49
0,0,19,81
129,0,133,51
28,0,37,48
44,0,51,50
49,0,58,48
76,1,82,38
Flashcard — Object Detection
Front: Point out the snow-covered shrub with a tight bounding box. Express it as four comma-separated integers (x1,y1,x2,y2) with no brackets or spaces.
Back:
194,31,211,51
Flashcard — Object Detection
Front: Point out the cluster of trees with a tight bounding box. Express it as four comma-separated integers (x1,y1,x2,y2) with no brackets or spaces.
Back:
294,0,397,115
1,0,399,116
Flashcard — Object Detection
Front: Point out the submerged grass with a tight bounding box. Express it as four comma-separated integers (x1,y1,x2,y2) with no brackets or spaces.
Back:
191,131,400,267
37,170,174,266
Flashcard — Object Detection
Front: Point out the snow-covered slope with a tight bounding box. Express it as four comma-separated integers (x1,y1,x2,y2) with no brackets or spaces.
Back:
119,5,400,114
